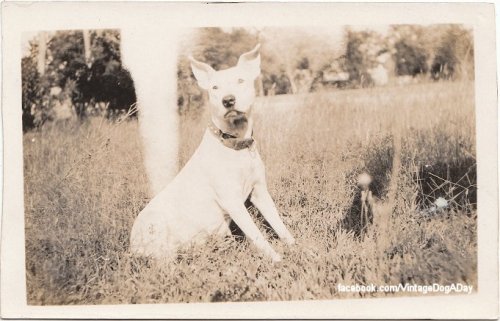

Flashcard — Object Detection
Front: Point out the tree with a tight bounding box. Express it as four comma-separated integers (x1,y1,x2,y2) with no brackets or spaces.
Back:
82,29,91,67
387,25,430,78
36,32,47,76
22,55,45,131
191,28,258,70
344,29,386,87
76,30,136,116
22,36,55,131
386,24,474,81
46,30,135,116
393,40,428,76
431,25,474,80
21,29,137,130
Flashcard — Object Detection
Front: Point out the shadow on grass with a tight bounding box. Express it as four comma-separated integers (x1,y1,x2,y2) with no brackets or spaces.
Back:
228,196,280,242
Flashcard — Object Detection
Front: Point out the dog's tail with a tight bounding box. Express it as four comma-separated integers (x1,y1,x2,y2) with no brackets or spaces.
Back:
121,27,190,196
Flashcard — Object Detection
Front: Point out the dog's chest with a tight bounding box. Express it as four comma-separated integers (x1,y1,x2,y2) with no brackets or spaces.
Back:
224,147,262,182
226,150,261,199
198,135,264,196
238,150,261,191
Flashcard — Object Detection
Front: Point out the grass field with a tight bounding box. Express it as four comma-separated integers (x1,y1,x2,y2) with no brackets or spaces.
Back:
24,81,477,304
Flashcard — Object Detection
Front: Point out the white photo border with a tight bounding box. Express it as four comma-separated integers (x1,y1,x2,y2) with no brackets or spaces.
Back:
1,2,498,319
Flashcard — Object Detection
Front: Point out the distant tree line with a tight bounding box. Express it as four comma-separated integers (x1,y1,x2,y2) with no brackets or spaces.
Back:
179,25,473,113
22,25,473,130
335,25,473,89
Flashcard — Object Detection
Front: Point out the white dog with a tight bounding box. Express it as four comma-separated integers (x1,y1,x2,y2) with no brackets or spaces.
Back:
129,44,295,262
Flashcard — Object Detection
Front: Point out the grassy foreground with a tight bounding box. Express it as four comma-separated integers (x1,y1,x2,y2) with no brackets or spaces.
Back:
24,81,476,304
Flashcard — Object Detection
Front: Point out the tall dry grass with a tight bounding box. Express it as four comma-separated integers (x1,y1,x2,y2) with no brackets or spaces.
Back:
24,81,476,304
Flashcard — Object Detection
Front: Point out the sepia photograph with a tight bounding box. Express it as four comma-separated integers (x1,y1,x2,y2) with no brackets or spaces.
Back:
1,2,498,319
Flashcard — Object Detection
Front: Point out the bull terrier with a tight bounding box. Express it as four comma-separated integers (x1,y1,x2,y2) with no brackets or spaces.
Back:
130,44,295,262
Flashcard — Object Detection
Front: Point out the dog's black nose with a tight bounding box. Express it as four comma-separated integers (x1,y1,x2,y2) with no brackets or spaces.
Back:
222,95,236,108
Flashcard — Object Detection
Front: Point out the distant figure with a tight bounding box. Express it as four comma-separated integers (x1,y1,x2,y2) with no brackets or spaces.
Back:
52,99,76,121
368,64,389,86
268,82,276,96
293,69,313,93
49,86,76,122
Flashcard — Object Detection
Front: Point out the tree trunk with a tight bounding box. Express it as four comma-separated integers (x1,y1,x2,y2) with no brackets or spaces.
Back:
36,32,47,75
83,30,91,67
285,67,297,94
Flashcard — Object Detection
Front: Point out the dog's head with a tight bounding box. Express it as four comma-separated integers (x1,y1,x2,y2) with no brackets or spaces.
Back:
189,44,261,131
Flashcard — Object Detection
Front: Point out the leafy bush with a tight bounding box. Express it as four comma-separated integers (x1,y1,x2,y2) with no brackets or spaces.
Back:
431,26,474,80
22,56,47,130
393,40,428,76
21,30,136,131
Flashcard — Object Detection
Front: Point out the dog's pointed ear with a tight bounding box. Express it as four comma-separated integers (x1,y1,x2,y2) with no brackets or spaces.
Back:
237,44,261,79
189,55,215,90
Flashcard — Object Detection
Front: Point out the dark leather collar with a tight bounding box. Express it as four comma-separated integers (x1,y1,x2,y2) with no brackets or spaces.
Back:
208,121,255,150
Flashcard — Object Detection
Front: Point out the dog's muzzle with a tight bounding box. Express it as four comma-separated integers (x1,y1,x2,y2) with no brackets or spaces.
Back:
224,109,242,118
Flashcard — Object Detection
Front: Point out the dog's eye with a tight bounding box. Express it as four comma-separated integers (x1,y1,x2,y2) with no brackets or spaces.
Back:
212,85,218,90
238,78,245,84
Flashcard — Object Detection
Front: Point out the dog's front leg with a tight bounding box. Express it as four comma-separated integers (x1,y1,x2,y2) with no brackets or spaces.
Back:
251,182,296,245
220,199,282,262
